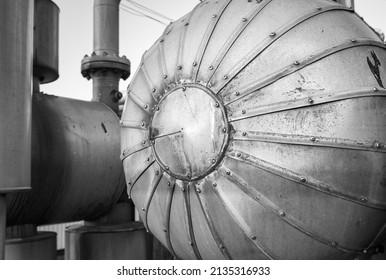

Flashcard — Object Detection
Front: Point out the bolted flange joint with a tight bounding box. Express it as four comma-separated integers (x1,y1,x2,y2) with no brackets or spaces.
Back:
81,54,131,80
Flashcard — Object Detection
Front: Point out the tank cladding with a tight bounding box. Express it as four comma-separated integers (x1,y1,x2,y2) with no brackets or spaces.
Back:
121,0,386,259
6,93,125,225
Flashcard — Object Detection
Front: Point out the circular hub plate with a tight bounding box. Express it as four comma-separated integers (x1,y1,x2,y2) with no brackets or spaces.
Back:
150,85,229,180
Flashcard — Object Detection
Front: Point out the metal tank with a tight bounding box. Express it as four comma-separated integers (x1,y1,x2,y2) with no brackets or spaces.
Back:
121,0,386,259
6,92,125,225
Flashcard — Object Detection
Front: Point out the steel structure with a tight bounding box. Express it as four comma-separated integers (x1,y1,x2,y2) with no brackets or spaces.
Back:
121,0,386,259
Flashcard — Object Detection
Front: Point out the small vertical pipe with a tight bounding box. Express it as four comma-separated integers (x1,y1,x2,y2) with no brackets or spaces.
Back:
94,0,120,56
81,0,130,114
0,195,6,259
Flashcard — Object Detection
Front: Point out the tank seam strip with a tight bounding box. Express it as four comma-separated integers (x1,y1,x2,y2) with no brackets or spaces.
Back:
228,88,386,122
165,178,179,258
195,183,232,260
213,5,355,94
205,0,274,84
143,170,164,231
232,131,386,153
225,40,386,106
192,0,233,82
227,151,386,210
127,156,155,199
185,182,202,259
211,171,275,259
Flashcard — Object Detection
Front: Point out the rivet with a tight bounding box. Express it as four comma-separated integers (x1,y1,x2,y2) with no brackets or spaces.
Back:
185,22,189,26
156,171,159,175
316,6,321,10
223,128,227,133
160,39,164,43
229,112,233,116
223,75,228,80
142,208,145,211
235,91,240,96
147,157,150,161
376,142,383,149
193,62,197,66
142,140,147,144
212,159,216,164
163,75,168,79
212,14,217,18
156,106,160,111
220,244,225,250
167,182,171,186
279,211,285,217
351,38,356,43
294,61,300,65
270,32,276,37
128,181,132,185
144,104,148,109
182,86,187,91
152,88,156,92
300,177,306,183
310,137,316,142
120,120,124,124
331,242,337,247
363,249,368,254
152,140,155,144
181,187,185,192
242,132,247,136
374,87,378,92
209,66,214,70
215,102,219,107
188,174,192,179
242,110,246,114
212,182,217,187
226,171,231,175
236,152,241,157
177,65,182,70
141,122,145,127
242,18,247,22
308,98,314,104
166,166,169,170
189,241,193,246
360,198,367,203
251,235,257,240
146,229,149,233
163,228,167,232
140,62,144,66
196,188,201,193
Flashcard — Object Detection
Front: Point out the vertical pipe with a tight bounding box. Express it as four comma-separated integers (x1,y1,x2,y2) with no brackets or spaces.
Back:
0,0,34,259
94,0,120,56
81,0,130,114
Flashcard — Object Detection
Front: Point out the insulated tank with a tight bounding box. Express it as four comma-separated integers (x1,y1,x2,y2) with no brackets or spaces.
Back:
121,0,386,259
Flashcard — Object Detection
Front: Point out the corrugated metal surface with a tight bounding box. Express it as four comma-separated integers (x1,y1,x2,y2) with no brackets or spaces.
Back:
38,221,84,250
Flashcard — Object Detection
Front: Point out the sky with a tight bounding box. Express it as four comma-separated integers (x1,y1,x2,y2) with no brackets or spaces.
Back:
42,0,386,101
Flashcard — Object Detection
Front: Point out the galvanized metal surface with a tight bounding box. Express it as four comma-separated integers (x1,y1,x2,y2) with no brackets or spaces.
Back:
121,0,386,259
6,92,125,225
0,0,33,193
33,0,59,83
81,0,130,114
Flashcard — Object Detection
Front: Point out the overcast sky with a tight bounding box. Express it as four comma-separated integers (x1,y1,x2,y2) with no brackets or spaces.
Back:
42,0,386,101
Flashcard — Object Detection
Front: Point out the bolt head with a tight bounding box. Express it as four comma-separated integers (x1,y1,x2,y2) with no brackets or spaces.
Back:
223,75,228,80
177,65,182,70
235,91,240,96
152,88,156,92
212,159,216,164
226,171,231,175
212,14,217,18
209,66,214,70
196,188,201,193
182,86,187,91
242,18,247,22
141,122,145,127
236,152,241,157
163,75,168,79
242,132,247,136
212,182,217,187
270,32,276,37
215,103,219,107
193,62,197,66
311,137,316,142
279,211,285,217
251,235,257,240
300,177,306,183
374,87,378,92
242,110,246,114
